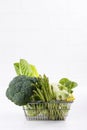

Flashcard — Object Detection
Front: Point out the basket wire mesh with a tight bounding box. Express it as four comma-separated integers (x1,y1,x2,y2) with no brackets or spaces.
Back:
23,101,72,120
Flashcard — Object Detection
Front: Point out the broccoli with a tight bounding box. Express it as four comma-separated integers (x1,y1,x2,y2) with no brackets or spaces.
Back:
6,75,37,106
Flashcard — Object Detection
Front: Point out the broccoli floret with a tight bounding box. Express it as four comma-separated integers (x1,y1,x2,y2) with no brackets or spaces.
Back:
6,75,37,106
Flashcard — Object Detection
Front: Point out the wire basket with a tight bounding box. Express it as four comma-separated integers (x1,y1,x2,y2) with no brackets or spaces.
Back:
23,100,73,120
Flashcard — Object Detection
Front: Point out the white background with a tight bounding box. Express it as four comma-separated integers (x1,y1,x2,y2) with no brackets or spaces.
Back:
0,0,87,130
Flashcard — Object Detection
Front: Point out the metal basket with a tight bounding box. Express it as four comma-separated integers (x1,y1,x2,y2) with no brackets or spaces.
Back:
23,101,72,120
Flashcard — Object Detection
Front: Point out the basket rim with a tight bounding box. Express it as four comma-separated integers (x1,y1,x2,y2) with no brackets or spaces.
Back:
24,100,73,105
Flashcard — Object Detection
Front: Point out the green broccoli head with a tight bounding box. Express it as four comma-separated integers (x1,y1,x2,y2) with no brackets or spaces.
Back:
6,75,37,106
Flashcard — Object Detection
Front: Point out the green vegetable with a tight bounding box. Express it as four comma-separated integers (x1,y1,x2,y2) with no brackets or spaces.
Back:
13,63,20,75
27,76,77,119
33,75,56,102
55,90,69,100
6,59,78,120
26,75,69,120
14,59,39,77
6,75,37,106
59,78,78,93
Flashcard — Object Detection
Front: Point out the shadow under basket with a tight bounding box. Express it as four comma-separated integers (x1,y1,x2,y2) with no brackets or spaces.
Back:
23,101,73,120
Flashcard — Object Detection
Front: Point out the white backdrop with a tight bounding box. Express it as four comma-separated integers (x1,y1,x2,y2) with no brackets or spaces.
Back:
0,0,87,130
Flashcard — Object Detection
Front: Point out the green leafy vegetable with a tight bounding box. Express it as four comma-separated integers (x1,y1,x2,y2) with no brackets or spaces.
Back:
14,59,39,77
59,78,70,85
59,78,78,93
14,63,20,75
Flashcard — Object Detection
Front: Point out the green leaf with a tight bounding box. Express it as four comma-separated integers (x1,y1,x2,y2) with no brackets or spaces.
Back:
29,64,39,77
20,59,31,76
13,59,39,77
65,81,72,88
19,59,39,77
14,63,20,75
59,78,78,94
70,82,78,89
59,78,70,85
